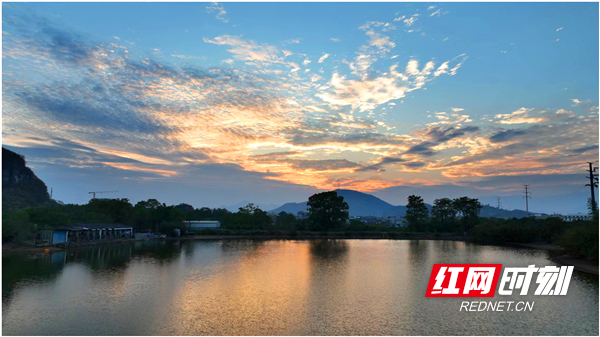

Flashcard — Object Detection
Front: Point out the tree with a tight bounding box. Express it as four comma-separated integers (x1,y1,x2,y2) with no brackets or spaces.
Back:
86,198,134,224
194,207,213,219
307,191,349,231
404,195,429,231
239,203,259,215
431,198,456,232
174,203,194,214
452,197,482,234
276,212,298,230
134,199,183,233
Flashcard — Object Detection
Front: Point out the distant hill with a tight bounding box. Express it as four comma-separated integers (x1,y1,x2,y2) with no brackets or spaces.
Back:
2,147,51,210
479,205,532,219
269,189,532,219
269,189,411,218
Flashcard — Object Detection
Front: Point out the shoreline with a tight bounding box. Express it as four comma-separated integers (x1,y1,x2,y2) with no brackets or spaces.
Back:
551,255,599,275
174,234,464,241
510,242,598,275
4,236,598,275
3,234,463,256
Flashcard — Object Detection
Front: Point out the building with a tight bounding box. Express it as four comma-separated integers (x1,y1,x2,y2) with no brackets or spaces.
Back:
50,224,134,245
561,214,593,222
185,220,221,230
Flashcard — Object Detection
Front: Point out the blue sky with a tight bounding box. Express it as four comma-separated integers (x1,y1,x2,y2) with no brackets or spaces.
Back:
2,2,598,213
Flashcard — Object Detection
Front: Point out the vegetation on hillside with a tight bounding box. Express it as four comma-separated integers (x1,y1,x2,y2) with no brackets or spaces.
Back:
2,148,53,210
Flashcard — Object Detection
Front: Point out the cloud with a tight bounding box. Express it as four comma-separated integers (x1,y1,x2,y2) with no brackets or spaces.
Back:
436,112,598,179
429,112,472,126
206,2,228,23
287,159,362,171
171,54,205,60
570,98,599,112
5,5,595,202
494,107,548,124
356,156,405,172
203,35,290,65
317,56,466,112
330,38,340,42
405,126,480,157
569,145,598,154
283,38,301,44
489,129,529,143
318,53,329,63
403,14,419,27
430,9,443,17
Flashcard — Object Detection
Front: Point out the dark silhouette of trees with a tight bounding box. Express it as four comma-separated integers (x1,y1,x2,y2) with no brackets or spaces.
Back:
452,197,482,234
404,195,429,230
86,198,134,224
431,198,456,231
134,199,183,233
275,212,298,230
307,191,349,231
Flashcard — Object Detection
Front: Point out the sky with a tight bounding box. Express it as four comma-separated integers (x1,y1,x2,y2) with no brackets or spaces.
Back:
2,2,598,213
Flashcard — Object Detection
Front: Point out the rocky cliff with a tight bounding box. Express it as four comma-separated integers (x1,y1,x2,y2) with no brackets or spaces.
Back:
2,147,50,210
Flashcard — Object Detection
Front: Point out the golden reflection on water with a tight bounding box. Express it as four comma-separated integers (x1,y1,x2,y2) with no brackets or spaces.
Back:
2,239,599,336
163,241,313,335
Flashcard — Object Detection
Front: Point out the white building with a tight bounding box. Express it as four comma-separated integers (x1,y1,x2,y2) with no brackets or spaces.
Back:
561,214,593,222
185,220,221,229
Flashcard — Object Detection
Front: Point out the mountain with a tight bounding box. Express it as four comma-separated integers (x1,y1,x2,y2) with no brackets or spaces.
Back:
479,205,532,219
269,189,533,219
269,189,410,218
2,147,51,210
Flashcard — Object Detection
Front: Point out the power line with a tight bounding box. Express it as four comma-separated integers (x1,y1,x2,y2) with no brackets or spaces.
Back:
523,185,531,214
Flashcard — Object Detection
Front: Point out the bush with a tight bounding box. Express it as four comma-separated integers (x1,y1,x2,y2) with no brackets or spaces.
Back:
558,220,599,261
471,217,570,244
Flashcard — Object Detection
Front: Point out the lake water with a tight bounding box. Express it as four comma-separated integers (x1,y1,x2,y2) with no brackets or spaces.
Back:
2,239,598,335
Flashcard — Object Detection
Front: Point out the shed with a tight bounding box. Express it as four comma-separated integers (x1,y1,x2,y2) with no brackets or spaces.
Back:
51,224,134,244
186,220,221,230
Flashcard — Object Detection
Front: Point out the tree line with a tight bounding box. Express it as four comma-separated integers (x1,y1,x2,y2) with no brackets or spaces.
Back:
403,195,483,234
3,191,597,262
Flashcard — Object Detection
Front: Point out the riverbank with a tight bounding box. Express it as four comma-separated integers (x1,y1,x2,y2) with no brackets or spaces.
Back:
5,235,597,275
509,242,598,275
175,231,463,241
552,255,599,275
2,242,64,255
2,232,463,256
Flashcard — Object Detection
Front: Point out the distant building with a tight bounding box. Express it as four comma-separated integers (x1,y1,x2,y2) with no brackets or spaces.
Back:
561,214,593,222
186,220,221,230
50,224,133,245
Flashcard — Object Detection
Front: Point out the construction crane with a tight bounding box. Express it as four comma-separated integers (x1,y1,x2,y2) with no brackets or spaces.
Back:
89,191,118,199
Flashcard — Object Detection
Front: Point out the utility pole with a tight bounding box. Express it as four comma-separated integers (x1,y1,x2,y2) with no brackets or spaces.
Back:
497,197,502,210
523,185,531,214
586,162,599,213
50,187,53,199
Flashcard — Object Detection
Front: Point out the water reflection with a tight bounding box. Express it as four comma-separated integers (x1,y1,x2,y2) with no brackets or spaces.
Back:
309,240,348,259
2,239,598,336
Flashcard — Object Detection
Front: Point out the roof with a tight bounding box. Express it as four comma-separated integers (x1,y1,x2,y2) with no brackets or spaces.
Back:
54,224,133,231
185,220,220,223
